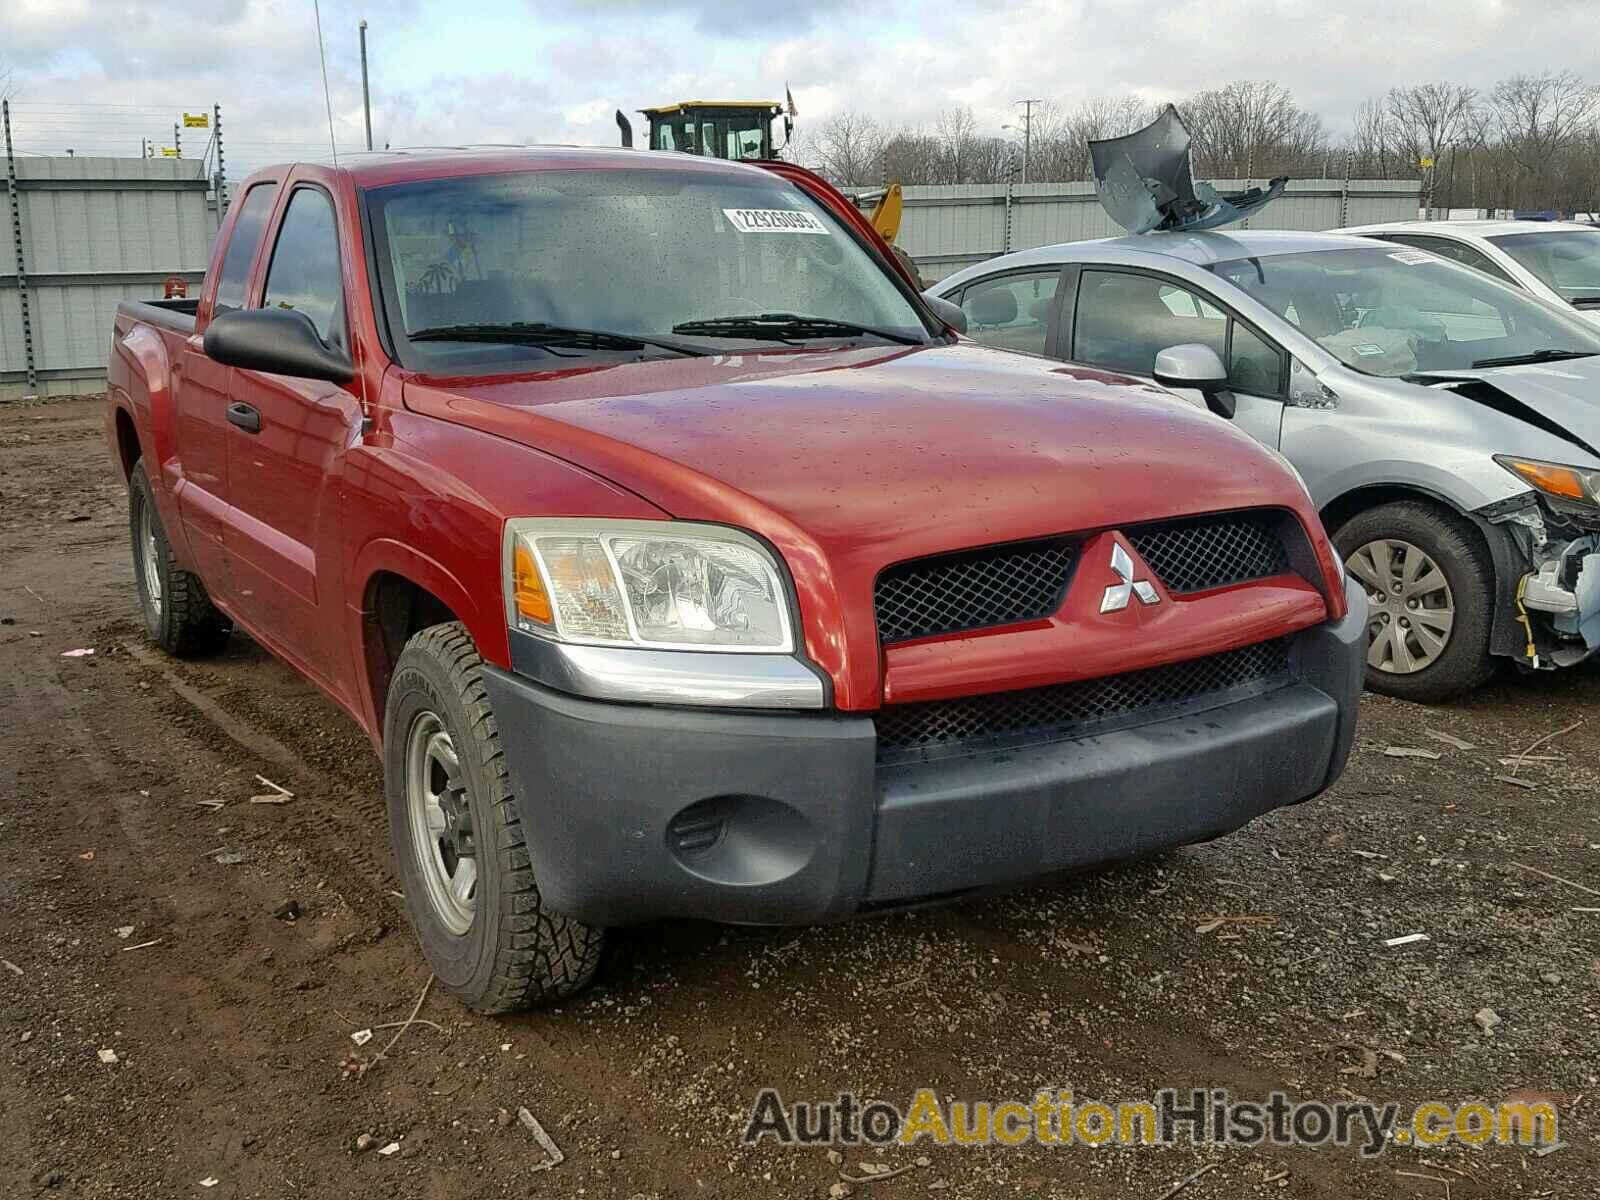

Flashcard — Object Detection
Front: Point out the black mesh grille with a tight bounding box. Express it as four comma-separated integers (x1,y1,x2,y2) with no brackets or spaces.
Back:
1128,513,1290,594
875,639,1290,761
874,540,1074,643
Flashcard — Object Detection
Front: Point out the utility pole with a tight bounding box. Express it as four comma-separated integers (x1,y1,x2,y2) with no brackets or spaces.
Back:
213,103,228,212
359,19,373,151
1013,98,1041,185
3,99,39,395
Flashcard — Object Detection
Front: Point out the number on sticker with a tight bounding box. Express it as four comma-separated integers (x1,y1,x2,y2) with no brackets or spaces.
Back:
722,208,829,235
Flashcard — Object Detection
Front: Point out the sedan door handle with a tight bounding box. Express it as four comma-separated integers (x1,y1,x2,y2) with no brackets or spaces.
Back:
226,402,262,434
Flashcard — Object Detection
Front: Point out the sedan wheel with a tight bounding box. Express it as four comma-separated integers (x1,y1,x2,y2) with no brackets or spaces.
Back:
1346,537,1455,674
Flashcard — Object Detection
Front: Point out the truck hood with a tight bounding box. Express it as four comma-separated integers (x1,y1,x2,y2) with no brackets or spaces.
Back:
1416,354,1600,461
404,341,1338,705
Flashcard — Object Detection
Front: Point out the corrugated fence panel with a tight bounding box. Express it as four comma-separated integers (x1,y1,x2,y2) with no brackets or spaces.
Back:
891,178,1422,282
2,155,217,398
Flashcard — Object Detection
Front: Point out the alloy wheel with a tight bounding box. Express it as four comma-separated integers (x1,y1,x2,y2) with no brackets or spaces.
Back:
404,711,477,935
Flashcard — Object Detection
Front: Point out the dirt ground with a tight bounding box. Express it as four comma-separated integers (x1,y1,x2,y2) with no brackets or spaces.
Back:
0,395,1596,1199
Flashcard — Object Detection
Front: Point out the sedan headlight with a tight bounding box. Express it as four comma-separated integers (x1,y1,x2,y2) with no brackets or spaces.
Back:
1494,455,1600,509
504,519,794,651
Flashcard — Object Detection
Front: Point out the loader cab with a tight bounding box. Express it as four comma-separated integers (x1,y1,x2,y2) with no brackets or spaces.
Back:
641,102,787,161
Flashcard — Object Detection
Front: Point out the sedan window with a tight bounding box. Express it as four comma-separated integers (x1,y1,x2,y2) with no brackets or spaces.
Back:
956,270,1061,355
1488,229,1600,307
1380,234,1518,286
1212,246,1600,376
1072,270,1283,396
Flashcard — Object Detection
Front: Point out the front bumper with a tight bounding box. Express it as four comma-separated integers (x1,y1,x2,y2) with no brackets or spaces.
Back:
482,578,1367,927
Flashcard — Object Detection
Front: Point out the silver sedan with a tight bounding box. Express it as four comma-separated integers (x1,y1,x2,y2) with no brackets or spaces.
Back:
930,230,1600,701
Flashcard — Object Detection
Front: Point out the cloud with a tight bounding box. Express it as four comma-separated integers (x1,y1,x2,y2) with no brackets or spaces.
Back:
2,0,1597,179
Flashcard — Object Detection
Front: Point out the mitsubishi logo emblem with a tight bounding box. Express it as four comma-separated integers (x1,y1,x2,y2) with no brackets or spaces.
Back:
1100,542,1161,613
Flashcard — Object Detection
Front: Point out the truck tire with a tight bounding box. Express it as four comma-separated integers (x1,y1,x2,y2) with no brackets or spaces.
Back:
1332,500,1495,703
384,622,605,1012
128,461,232,657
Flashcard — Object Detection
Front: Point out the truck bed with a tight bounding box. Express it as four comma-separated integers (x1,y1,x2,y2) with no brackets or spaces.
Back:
118,298,199,334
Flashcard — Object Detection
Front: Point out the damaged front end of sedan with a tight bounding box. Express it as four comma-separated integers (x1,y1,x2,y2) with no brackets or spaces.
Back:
1476,471,1600,670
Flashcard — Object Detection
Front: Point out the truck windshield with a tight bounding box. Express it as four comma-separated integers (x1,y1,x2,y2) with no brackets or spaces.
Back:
1211,246,1600,377
366,167,928,370
1487,229,1600,307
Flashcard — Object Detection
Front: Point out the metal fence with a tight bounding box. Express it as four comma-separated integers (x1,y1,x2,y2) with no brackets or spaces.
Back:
880,178,1423,283
3,114,222,400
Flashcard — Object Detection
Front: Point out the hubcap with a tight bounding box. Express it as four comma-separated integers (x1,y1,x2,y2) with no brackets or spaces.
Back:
1345,538,1455,675
139,502,163,618
404,712,476,935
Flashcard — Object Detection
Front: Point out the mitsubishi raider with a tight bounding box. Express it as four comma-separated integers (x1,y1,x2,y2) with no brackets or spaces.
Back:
107,147,1365,1012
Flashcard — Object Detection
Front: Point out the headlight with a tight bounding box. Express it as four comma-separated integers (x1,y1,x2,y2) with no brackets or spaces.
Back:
1494,455,1600,509
504,519,794,651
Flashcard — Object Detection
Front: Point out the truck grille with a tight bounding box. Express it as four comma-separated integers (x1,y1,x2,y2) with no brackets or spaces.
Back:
874,538,1074,643
872,512,1296,643
1126,512,1290,594
874,638,1291,763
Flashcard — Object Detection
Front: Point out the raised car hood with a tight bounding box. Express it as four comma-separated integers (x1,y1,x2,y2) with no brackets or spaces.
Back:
1417,355,1600,460
1090,105,1287,235
405,342,1335,705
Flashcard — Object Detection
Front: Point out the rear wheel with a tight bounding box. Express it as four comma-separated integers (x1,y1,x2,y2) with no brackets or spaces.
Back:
1333,500,1495,702
127,461,231,657
384,622,605,1012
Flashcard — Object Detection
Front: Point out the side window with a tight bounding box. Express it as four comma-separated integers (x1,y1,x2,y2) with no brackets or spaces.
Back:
957,270,1061,355
1072,270,1225,375
1228,323,1284,396
260,188,346,347
211,185,277,315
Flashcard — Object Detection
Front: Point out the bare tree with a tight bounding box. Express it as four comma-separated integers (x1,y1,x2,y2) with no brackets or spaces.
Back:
1180,80,1327,177
809,111,886,186
0,57,16,103
1384,83,1479,171
935,106,980,184
1489,70,1600,206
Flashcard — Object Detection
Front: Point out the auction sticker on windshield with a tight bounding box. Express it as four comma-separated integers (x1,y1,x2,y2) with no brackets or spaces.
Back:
723,208,830,234
1387,249,1440,266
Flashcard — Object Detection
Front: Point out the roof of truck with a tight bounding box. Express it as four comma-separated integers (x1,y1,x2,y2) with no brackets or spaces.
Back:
245,145,768,190
1340,219,1600,238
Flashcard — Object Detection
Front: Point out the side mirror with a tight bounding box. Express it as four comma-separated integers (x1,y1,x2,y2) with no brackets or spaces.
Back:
924,293,968,335
1153,343,1235,419
203,307,354,385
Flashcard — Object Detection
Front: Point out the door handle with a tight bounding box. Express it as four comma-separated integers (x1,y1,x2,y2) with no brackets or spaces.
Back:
226,402,262,434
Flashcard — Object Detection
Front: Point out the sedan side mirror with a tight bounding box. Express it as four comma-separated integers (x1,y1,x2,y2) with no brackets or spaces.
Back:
203,307,354,385
1153,343,1235,419
924,294,968,335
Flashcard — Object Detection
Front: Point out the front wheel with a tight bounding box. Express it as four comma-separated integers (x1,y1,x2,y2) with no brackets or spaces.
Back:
384,622,605,1012
1333,500,1495,703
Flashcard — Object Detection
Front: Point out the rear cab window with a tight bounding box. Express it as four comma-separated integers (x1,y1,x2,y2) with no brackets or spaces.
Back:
210,184,278,315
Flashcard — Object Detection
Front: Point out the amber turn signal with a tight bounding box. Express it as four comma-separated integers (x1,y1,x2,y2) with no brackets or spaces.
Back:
512,543,554,625
1497,456,1588,501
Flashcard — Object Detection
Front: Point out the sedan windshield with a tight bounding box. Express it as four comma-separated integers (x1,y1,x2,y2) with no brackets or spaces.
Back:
1488,229,1600,307
366,168,928,371
1211,246,1600,377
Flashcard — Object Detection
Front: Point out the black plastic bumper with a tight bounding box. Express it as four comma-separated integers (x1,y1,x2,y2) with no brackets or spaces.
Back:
482,579,1367,927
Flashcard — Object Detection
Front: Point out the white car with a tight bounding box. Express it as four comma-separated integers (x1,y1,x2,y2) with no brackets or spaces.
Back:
1339,220,1600,324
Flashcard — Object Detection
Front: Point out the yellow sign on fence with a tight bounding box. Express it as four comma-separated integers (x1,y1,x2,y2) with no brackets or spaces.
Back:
161,147,180,158
183,112,209,128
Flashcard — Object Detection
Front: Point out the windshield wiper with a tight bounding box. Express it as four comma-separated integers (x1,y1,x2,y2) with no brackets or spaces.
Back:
407,322,707,357
1469,348,1598,369
671,312,923,346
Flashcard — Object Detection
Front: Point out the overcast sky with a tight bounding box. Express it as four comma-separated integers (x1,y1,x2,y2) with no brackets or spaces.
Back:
3,0,1598,178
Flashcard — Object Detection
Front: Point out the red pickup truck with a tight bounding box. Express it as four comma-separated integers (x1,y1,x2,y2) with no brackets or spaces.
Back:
107,147,1365,1013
